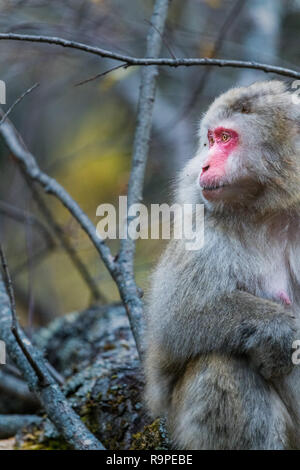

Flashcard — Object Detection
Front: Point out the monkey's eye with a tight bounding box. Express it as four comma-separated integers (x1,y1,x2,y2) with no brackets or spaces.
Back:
221,132,230,143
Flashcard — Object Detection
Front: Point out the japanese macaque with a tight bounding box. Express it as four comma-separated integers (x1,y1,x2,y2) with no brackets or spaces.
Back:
144,80,300,450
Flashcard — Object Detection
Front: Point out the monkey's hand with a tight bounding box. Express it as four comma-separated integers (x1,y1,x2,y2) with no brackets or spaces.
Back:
246,312,296,380
147,289,296,379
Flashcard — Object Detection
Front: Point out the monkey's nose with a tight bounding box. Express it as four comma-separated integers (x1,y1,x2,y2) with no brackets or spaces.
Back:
201,165,210,174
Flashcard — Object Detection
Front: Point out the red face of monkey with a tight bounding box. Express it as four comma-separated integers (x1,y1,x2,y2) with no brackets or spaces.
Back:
185,81,300,210
200,127,239,201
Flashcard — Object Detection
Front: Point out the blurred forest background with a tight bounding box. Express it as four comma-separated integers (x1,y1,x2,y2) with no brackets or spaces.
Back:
0,0,299,330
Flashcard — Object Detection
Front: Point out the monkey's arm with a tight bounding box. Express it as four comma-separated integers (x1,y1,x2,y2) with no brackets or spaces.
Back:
152,290,295,380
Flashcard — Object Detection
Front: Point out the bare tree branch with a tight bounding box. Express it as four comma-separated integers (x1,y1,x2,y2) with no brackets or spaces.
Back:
0,244,50,385
0,0,171,357
0,252,105,449
0,414,42,439
118,0,171,354
0,116,145,352
45,362,64,386
0,32,299,79
74,64,129,87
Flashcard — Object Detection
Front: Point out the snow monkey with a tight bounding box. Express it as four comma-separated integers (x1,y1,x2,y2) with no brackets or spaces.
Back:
145,81,300,450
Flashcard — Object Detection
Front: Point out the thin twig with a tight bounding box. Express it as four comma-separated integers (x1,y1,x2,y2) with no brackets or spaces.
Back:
144,19,176,59
1,245,64,388
45,362,64,386
0,83,39,125
0,243,48,385
0,414,42,439
74,63,129,87
0,33,299,79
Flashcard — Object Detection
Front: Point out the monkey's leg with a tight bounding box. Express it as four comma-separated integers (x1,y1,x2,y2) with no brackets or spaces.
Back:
168,354,290,450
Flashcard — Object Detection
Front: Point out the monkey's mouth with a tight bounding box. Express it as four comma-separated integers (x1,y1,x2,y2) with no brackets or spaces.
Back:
201,183,228,191
201,179,263,203
201,183,229,199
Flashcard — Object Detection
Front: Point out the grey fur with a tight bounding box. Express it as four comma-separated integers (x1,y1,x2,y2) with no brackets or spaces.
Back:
145,81,300,449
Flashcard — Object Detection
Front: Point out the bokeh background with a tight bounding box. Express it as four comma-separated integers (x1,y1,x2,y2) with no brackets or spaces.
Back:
0,0,299,328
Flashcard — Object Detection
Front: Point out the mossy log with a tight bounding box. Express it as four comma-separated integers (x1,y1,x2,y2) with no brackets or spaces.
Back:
14,304,168,450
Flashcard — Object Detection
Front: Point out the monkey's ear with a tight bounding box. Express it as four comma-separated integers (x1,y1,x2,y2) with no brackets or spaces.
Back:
231,99,252,115
240,103,251,114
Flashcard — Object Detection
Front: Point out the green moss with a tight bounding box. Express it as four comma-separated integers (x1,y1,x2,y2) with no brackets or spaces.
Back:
18,439,71,451
130,419,169,450
15,429,71,451
79,399,99,435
